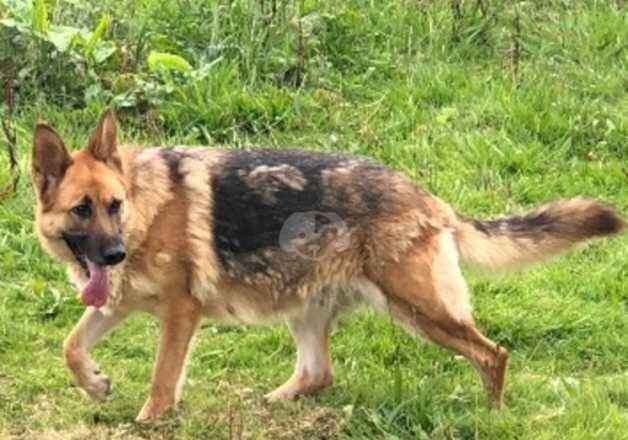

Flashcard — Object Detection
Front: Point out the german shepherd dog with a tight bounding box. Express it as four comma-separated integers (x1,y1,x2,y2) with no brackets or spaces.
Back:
32,110,626,421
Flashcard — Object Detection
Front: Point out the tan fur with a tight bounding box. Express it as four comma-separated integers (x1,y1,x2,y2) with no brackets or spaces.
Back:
245,164,307,203
32,111,626,421
178,151,223,302
369,231,509,404
455,197,627,270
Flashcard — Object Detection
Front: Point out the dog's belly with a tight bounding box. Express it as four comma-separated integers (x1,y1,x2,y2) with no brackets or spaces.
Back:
199,292,295,325
199,283,367,325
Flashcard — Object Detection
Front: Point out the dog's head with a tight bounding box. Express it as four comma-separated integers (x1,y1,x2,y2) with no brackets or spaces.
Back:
32,110,128,308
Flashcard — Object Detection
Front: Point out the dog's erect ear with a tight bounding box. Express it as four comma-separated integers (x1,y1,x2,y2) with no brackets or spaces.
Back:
88,109,118,163
32,124,72,197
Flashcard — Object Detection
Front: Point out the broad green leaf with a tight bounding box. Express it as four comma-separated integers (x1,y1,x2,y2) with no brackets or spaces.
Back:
84,14,110,58
32,0,49,33
92,42,117,64
147,51,192,73
46,25,80,52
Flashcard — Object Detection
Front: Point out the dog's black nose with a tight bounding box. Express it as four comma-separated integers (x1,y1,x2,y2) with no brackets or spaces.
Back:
102,243,126,265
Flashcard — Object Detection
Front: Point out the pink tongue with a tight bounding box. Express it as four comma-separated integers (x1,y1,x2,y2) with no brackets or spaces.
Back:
81,261,109,308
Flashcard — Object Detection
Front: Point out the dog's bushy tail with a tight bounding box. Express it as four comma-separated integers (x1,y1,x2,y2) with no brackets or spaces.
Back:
454,198,626,270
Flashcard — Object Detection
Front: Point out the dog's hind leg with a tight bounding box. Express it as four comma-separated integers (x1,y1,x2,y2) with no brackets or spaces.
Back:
264,291,339,402
136,295,201,422
63,307,129,401
371,230,509,406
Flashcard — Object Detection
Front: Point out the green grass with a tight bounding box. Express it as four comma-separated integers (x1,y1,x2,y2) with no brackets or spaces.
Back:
1,1,627,439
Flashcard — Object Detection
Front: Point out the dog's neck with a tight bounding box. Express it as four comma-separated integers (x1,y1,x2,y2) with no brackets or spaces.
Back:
116,144,180,258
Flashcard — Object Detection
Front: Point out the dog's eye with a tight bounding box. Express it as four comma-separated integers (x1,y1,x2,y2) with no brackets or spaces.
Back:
109,199,122,215
71,204,91,218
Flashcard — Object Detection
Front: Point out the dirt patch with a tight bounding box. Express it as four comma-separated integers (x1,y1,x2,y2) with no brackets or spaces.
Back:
3,382,349,440
1,425,147,440
207,381,349,440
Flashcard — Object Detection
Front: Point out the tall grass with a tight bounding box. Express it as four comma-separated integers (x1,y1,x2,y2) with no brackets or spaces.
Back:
0,1,626,439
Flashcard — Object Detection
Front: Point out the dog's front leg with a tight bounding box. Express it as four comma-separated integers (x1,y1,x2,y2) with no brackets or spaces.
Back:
136,298,201,422
63,307,128,400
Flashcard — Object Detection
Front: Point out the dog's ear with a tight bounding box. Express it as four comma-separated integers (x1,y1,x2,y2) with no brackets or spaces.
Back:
88,109,119,164
32,123,72,197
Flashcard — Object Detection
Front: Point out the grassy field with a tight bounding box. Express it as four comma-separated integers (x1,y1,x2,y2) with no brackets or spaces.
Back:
0,1,627,439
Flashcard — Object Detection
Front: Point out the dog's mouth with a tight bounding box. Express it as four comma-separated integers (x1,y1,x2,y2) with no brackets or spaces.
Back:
63,235,110,308
82,260,109,308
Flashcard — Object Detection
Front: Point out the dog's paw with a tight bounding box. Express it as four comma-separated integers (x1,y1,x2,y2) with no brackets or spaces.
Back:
135,398,175,423
81,370,112,401
264,372,333,402
264,388,295,402
264,383,306,402
135,410,153,423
